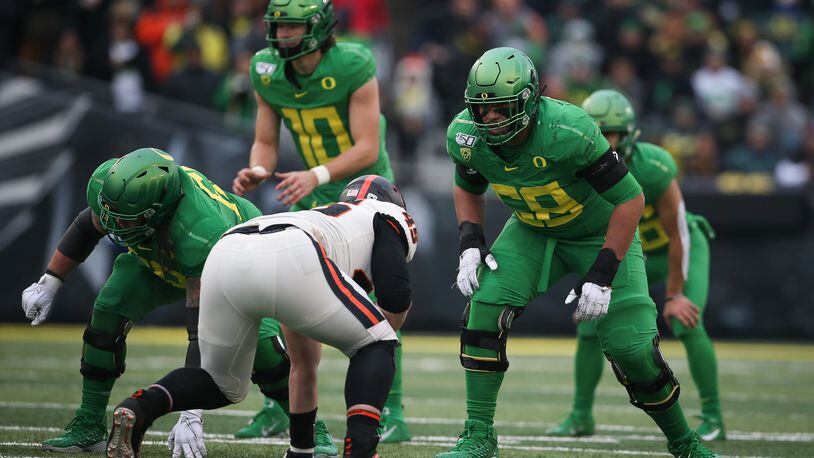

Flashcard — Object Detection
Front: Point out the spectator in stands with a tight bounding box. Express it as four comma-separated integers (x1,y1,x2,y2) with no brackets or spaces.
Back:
135,0,188,83
52,28,85,77
750,79,809,157
605,56,645,113
723,121,778,173
162,33,220,108
685,130,721,178
548,18,603,79
391,53,438,169
163,1,229,74
213,47,256,129
480,0,547,66
107,11,153,113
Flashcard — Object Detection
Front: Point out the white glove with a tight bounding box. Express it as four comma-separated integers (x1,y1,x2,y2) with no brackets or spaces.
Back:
456,247,498,297
21,273,63,325
566,282,612,321
168,410,206,458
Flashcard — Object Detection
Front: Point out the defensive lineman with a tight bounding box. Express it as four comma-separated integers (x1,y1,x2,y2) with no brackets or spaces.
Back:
22,149,288,457
231,0,409,443
106,176,417,458
437,48,716,457
548,89,724,441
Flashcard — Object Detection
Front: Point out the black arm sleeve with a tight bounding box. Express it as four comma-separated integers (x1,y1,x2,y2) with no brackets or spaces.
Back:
370,214,412,313
57,207,104,262
575,147,629,193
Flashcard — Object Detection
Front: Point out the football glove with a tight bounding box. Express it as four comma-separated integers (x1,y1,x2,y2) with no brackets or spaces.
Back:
168,410,206,458
566,248,620,321
21,272,63,325
456,222,498,297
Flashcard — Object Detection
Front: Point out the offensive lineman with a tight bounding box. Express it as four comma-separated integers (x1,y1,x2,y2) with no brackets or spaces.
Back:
230,0,409,443
21,149,290,456
437,48,716,457
548,89,724,441
106,175,417,458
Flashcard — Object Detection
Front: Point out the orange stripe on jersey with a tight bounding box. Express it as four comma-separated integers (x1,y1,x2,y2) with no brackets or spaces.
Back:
356,175,377,200
318,244,380,326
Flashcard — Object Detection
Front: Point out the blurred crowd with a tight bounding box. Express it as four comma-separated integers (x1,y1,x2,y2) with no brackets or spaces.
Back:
3,0,814,186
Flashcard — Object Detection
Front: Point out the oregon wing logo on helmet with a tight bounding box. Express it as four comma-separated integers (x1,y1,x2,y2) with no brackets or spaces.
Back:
582,89,641,159
264,0,338,61
464,47,540,145
339,175,406,210
96,148,182,247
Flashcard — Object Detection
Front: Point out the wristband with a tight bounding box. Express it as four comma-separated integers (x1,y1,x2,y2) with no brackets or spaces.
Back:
583,248,621,287
458,221,486,254
665,294,681,303
310,165,331,185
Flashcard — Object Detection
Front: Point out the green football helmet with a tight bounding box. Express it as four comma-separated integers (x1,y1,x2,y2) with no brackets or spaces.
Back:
95,148,182,247
581,89,641,159
465,47,540,145
264,0,337,61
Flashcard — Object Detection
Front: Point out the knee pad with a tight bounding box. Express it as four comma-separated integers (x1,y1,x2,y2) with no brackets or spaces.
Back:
251,335,291,400
605,336,680,412
346,340,396,409
459,303,523,373
80,315,132,381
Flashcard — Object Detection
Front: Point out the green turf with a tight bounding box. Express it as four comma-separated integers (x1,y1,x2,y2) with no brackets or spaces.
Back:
1,324,813,457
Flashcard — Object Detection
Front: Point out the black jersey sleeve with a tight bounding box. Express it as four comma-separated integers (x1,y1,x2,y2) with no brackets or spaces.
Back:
370,213,412,313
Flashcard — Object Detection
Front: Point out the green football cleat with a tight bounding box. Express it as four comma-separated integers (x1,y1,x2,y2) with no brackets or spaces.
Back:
379,406,411,443
42,409,107,453
545,413,595,437
668,431,718,458
234,401,290,438
314,419,339,458
435,419,498,458
695,415,726,441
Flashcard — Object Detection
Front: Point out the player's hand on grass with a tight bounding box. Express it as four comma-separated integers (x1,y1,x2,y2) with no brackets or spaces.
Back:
21,273,62,325
566,248,619,321
275,170,318,206
456,247,498,297
168,410,206,458
663,294,700,330
232,166,271,195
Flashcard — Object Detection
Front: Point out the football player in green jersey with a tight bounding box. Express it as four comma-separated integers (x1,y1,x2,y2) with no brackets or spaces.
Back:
230,0,408,446
547,89,724,441
20,148,289,456
436,48,717,458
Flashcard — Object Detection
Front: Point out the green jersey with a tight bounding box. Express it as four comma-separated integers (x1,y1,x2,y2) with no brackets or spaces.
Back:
250,42,393,208
626,142,679,254
89,163,259,288
447,97,641,239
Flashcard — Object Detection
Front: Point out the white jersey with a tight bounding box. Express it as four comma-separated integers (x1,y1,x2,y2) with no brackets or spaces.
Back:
229,199,418,286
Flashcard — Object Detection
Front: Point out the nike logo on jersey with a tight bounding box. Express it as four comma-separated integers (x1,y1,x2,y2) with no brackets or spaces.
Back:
294,91,308,98
504,166,519,172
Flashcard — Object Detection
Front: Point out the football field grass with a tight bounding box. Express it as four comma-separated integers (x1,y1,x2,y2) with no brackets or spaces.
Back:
0,324,812,457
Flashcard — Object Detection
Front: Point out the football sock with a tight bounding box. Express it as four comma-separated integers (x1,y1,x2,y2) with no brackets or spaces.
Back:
289,408,317,451
572,334,604,418
383,330,403,414
465,370,504,426
680,327,721,419
81,378,115,419
345,412,380,457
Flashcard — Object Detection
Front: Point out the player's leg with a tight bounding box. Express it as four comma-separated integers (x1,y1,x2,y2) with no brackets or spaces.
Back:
672,225,724,440
276,228,398,457
281,326,324,457
585,239,716,457
234,318,292,438
379,331,409,443
43,253,182,453
438,217,557,458
547,319,603,436
108,238,265,457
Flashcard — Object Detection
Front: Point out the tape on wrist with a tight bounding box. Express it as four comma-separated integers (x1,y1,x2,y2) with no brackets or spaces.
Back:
310,165,331,185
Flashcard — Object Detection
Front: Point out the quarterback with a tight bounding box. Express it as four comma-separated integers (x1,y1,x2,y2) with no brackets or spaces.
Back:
21,148,291,457
106,176,417,458
230,0,408,444
437,48,716,458
548,89,724,441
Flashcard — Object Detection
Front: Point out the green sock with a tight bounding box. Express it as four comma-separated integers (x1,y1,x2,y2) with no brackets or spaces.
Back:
80,376,114,420
681,328,721,419
572,335,604,418
254,337,290,415
465,370,504,426
384,330,403,414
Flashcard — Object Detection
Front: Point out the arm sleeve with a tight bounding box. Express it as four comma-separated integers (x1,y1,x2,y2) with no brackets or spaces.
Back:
598,172,642,206
371,214,412,313
454,163,489,195
57,207,104,262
